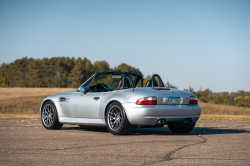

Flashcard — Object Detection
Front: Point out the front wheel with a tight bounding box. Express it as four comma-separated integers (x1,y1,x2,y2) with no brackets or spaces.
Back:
105,102,134,135
168,123,195,133
41,101,63,130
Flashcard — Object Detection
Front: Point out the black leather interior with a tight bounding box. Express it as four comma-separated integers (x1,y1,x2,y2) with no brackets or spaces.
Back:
145,79,158,87
114,78,132,90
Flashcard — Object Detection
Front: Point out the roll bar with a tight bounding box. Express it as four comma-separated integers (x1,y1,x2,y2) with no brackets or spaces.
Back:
152,74,164,87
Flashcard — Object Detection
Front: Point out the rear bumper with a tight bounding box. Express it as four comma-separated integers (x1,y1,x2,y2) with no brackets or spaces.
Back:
122,103,201,126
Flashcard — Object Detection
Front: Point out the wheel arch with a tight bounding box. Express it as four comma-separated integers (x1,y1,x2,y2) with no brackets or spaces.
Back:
40,99,53,115
104,100,132,124
101,90,148,123
40,99,63,130
104,100,119,118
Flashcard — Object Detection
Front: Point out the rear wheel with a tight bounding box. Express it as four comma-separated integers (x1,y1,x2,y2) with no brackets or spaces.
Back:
41,101,63,130
168,123,195,133
105,102,134,135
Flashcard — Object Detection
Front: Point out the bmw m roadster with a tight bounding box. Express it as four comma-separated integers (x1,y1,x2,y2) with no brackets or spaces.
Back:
40,72,201,135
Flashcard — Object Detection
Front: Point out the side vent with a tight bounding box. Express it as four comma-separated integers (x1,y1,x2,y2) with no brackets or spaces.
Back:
59,97,69,102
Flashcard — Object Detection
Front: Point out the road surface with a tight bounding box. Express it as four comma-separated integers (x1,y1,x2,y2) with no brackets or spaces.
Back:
0,117,249,165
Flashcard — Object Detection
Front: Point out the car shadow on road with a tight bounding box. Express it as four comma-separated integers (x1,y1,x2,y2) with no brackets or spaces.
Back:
61,125,109,133
60,125,250,136
192,127,250,135
132,127,250,136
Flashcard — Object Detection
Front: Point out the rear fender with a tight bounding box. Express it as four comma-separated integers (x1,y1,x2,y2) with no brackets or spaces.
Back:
100,89,148,120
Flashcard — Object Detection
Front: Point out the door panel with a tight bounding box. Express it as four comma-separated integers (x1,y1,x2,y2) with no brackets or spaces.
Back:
69,91,105,118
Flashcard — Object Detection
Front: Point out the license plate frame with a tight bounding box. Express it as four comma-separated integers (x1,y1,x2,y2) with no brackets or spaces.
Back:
168,96,180,104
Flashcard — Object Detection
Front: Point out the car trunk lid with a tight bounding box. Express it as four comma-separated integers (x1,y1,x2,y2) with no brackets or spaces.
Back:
135,87,194,105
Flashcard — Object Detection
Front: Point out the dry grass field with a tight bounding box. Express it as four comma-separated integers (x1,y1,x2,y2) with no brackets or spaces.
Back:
0,88,250,121
199,102,250,115
0,88,74,100
0,88,74,115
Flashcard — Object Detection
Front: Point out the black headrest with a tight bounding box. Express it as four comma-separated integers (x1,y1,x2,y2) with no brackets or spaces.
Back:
114,78,131,90
145,79,158,87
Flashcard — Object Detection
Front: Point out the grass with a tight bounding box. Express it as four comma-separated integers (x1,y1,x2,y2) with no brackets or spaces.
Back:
199,114,250,121
0,114,40,118
0,96,46,114
199,102,250,115
0,88,250,121
0,88,74,115
0,87,74,100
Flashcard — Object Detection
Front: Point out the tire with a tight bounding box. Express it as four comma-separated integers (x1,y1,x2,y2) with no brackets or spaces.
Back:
41,101,63,130
168,123,195,133
105,102,134,135
79,125,85,129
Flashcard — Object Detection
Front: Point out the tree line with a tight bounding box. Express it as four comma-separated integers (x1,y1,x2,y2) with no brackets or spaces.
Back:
184,87,250,108
0,57,142,88
1,57,249,107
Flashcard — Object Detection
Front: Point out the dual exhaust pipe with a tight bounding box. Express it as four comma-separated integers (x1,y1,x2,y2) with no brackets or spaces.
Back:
157,118,192,124
182,118,192,123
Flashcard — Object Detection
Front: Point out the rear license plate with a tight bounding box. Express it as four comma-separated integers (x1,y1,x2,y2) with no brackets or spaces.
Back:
168,96,180,104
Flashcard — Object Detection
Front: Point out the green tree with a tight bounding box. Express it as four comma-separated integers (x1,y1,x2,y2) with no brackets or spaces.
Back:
115,63,143,77
26,59,42,87
188,86,194,93
165,81,178,89
143,75,151,87
69,57,94,88
0,63,8,87
93,60,109,73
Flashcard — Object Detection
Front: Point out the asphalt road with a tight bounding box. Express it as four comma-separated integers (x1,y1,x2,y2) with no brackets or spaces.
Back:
0,118,250,166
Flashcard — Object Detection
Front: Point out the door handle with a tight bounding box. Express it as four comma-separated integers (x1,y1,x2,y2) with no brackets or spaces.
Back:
93,97,100,100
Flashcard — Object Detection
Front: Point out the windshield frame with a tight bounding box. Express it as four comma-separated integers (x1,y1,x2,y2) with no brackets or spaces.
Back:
78,71,143,91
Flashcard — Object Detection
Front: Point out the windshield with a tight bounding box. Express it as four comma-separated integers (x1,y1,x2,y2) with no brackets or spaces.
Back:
80,72,143,92
90,74,121,91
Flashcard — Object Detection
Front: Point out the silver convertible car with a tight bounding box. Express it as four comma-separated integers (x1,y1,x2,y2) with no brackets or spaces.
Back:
40,72,201,135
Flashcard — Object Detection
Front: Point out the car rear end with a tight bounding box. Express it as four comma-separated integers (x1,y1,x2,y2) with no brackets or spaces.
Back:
123,87,201,126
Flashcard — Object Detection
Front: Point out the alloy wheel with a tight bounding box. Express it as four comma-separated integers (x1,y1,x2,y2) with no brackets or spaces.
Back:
42,104,54,127
107,105,123,131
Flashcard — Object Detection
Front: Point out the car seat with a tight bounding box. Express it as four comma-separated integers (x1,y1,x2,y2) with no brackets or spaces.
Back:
145,79,158,87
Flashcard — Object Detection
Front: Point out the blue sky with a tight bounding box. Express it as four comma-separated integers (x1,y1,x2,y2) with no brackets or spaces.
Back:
0,0,249,92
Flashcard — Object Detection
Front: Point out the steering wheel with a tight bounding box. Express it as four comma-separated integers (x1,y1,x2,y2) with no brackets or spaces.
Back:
88,85,95,92
94,83,110,92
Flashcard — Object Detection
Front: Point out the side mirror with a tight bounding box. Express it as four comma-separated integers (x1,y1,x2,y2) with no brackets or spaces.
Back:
79,87,87,96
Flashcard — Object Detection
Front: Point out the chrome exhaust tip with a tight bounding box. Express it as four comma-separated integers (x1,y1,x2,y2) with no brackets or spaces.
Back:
157,119,166,124
182,118,192,123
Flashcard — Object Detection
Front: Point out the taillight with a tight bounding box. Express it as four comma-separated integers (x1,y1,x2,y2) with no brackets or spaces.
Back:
189,96,198,104
136,96,157,105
